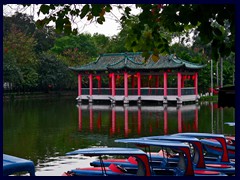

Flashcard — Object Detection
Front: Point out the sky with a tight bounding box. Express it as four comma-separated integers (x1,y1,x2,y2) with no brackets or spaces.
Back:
3,4,140,37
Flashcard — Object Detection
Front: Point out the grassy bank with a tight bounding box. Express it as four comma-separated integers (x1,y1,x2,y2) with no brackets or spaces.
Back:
3,91,77,101
199,95,218,102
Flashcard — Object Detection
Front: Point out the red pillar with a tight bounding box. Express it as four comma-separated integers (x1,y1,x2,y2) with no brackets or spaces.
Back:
111,73,115,96
124,72,128,97
89,74,93,96
164,72,168,96
137,72,141,96
177,72,182,97
78,74,82,96
194,72,198,95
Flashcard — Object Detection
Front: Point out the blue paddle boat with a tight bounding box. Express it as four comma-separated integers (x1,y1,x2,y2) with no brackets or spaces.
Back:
92,134,234,175
63,140,206,176
144,135,235,175
3,154,35,176
115,138,227,176
200,136,235,159
62,147,152,176
172,133,235,163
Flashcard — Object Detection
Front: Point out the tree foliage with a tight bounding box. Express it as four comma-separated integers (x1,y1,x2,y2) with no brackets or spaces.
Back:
3,7,235,94
50,34,98,66
27,4,234,61
3,25,39,91
38,52,76,91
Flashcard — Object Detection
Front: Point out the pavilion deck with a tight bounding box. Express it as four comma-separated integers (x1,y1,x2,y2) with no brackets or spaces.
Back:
77,87,199,104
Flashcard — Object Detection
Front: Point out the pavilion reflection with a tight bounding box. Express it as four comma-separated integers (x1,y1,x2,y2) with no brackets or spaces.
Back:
77,104,200,137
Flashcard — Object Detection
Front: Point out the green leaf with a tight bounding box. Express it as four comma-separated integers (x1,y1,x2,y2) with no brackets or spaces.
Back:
39,5,50,14
105,5,112,12
125,7,131,18
211,47,219,61
131,41,137,47
80,4,90,19
64,22,72,35
142,51,150,61
97,18,103,24
56,18,64,33
213,28,223,37
72,28,78,35
36,20,45,28
91,5,102,16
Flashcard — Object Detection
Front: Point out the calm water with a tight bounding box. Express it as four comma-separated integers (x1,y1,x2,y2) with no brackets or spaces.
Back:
3,96,235,176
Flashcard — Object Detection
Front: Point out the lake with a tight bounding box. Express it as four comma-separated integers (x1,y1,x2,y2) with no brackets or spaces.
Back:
3,96,235,176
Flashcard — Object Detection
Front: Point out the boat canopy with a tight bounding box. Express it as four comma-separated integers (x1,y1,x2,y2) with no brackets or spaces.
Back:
66,147,146,156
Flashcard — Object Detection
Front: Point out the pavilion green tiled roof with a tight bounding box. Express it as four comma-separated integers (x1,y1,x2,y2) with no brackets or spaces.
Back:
69,52,206,72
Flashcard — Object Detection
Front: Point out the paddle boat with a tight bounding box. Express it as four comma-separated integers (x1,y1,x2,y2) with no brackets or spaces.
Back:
144,135,235,175
91,134,234,175
3,154,35,176
62,147,153,176
115,138,227,176
63,140,214,176
172,133,235,164
200,136,235,159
